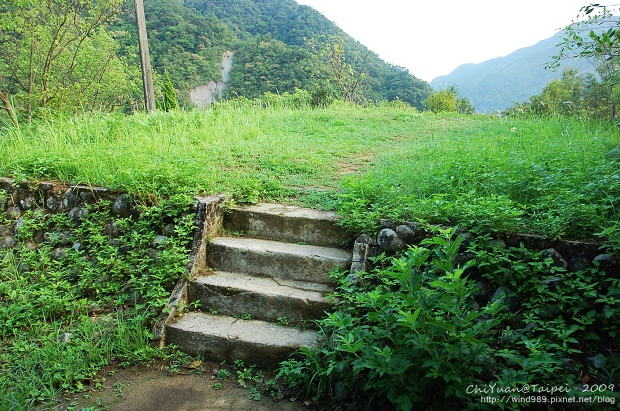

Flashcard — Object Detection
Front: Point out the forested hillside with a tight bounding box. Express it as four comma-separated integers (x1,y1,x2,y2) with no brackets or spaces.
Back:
430,31,595,112
115,0,432,108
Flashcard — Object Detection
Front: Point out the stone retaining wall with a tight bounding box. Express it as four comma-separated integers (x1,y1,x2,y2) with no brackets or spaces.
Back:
351,218,616,275
0,178,226,346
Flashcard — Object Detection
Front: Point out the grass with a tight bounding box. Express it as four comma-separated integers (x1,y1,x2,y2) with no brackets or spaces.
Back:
2,101,618,238
1,102,425,202
0,197,195,409
338,115,620,237
0,102,481,208
1,101,620,409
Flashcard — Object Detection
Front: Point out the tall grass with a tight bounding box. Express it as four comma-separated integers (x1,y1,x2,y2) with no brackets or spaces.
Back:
2,103,619,408
1,103,430,202
337,115,620,238
2,104,619,237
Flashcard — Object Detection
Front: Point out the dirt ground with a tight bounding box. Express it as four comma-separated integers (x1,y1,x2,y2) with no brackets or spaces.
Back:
38,362,315,411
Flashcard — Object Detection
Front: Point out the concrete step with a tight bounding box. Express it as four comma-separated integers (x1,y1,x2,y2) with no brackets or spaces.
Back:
206,237,351,284
165,312,318,368
224,203,351,247
189,271,333,325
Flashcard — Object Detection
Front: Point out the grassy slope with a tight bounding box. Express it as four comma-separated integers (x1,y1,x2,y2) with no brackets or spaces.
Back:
2,103,619,238
2,103,620,408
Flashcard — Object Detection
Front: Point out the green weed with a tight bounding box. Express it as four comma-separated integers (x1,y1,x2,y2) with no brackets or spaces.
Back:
0,194,195,409
278,229,620,410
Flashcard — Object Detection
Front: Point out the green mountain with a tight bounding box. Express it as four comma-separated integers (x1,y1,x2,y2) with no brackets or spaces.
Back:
114,0,432,109
430,32,595,113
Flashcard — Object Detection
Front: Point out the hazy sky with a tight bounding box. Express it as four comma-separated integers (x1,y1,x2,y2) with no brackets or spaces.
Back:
296,0,613,82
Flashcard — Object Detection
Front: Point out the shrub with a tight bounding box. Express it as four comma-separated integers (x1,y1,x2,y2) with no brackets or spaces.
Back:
280,229,504,410
263,88,311,109
425,89,458,113
279,229,620,410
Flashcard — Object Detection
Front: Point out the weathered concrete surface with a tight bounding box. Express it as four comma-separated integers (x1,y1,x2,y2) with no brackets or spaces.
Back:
225,203,352,248
162,202,353,367
207,237,350,284
189,271,333,324
166,312,318,368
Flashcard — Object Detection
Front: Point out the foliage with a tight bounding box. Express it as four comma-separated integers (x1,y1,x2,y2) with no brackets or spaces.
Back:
112,0,236,107
383,65,433,111
172,0,432,108
279,230,620,410
2,106,619,238
425,85,475,114
0,0,138,123
0,0,432,116
308,35,370,104
425,89,458,113
158,71,179,112
310,82,336,108
505,67,619,119
225,35,318,99
335,115,620,239
551,4,620,69
545,4,620,119
0,193,195,409
262,88,311,109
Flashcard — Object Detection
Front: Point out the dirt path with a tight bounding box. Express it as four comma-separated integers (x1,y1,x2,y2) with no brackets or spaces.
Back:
41,362,314,411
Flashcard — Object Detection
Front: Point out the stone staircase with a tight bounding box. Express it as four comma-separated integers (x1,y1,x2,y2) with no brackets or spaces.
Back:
165,203,352,368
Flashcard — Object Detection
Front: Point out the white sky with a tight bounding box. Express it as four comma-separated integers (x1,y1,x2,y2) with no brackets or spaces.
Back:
296,0,614,82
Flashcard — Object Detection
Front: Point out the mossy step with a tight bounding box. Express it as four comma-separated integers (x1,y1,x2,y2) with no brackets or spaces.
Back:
206,237,351,284
189,271,334,325
224,203,352,247
165,312,318,368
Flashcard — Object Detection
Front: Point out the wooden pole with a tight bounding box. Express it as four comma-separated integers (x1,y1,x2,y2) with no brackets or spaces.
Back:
134,0,155,111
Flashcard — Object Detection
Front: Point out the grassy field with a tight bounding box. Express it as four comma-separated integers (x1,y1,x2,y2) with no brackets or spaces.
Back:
2,101,619,238
2,102,620,409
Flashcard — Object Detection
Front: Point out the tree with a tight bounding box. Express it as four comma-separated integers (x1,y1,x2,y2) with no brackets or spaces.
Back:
226,36,317,98
549,3,620,118
552,4,620,66
0,0,125,123
159,71,178,111
505,67,619,118
308,35,369,104
425,89,457,113
424,85,474,114
529,68,585,116
383,66,433,111
0,72,18,128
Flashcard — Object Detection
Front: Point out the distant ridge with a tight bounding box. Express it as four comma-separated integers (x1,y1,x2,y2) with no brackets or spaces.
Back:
430,31,595,113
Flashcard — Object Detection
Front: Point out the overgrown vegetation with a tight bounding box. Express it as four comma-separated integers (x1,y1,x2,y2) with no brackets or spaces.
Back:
279,229,620,410
2,1,619,410
2,102,618,239
505,67,619,119
0,193,195,409
336,114,620,239
425,85,475,115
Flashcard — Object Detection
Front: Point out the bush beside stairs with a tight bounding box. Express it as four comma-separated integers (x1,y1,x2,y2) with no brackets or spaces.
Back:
165,203,353,368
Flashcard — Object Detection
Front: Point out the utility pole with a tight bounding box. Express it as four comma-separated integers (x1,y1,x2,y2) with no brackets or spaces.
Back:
134,0,156,111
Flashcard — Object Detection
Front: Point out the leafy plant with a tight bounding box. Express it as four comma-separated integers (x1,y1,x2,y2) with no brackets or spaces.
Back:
233,360,281,401
280,229,504,410
280,229,620,410
0,195,195,409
